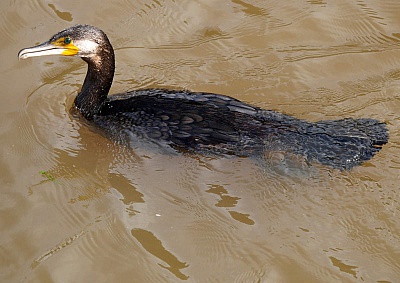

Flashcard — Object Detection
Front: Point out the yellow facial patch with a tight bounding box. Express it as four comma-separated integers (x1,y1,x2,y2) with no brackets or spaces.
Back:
52,37,79,56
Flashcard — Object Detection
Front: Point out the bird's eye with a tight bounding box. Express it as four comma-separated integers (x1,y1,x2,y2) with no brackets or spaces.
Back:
64,37,72,44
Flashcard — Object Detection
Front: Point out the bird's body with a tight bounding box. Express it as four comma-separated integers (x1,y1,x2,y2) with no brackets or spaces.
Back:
18,24,388,169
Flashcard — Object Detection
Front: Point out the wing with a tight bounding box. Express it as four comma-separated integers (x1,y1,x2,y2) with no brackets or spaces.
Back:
96,89,258,149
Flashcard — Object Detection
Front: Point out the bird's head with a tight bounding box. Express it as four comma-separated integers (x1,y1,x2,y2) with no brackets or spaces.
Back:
18,24,110,60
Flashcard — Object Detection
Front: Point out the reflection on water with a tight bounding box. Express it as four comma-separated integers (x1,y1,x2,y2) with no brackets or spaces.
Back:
131,228,189,280
1,0,400,282
47,4,73,22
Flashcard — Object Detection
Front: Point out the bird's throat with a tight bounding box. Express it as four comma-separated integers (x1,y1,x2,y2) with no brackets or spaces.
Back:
74,49,115,120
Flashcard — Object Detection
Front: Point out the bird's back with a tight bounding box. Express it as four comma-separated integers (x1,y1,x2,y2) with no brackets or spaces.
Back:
93,88,388,169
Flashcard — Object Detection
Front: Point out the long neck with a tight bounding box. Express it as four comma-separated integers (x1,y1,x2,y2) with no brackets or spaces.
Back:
74,43,115,120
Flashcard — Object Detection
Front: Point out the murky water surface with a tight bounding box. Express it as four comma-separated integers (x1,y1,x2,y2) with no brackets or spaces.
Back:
1,0,400,282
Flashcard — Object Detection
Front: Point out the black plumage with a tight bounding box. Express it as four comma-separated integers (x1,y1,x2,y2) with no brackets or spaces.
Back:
18,24,388,169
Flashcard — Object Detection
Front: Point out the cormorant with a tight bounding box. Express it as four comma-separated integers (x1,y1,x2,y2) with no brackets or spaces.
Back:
18,24,388,169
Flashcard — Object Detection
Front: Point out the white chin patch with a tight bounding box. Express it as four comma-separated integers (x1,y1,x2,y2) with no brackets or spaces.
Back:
78,39,99,55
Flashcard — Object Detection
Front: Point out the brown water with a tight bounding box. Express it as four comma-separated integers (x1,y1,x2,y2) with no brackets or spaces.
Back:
1,0,400,282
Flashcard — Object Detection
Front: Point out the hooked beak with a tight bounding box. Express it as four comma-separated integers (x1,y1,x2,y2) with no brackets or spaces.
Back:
18,41,79,60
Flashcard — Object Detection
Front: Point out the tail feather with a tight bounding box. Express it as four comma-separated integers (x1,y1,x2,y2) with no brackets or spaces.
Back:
294,118,388,169
256,111,388,169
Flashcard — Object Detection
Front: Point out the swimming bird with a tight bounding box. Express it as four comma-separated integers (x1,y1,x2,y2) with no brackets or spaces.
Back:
18,24,388,169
